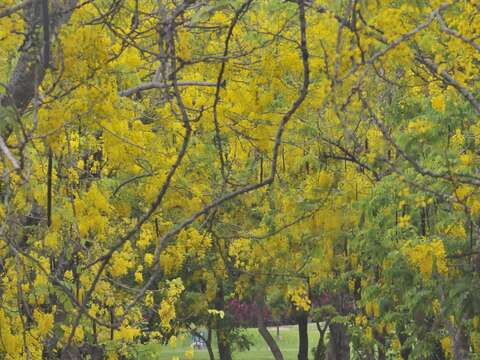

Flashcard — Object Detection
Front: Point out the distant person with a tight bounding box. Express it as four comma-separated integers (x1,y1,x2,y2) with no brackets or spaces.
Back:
192,333,205,349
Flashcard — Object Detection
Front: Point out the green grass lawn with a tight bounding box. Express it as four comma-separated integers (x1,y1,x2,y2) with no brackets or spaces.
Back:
134,324,321,360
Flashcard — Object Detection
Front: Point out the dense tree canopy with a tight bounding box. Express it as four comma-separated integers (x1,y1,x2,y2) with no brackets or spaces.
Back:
0,0,480,359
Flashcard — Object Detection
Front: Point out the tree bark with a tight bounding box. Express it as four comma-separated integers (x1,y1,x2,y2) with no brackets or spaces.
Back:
314,321,328,360
431,339,446,360
397,325,412,360
217,329,232,360
374,328,386,360
298,311,309,360
326,291,349,360
206,325,216,360
256,293,284,360
215,283,232,360
452,326,470,360
326,322,349,360
0,0,78,113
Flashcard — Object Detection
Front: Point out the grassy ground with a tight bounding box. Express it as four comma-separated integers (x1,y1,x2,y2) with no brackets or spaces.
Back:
134,324,320,360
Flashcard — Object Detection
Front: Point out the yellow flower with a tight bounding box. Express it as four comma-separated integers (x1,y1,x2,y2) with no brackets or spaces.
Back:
398,215,410,228
144,253,154,266
455,184,473,201
64,270,74,281
402,239,448,277
288,286,311,312
44,232,59,249
441,337,452,356
135,266,143,283
392,338,401,350
207,309,225,319
365,326,373,341
459,151,475,166
34,310,54,336
114,325,141,342
168,335,177,348
318,170,333,191
408,118,433,134
185,347,194,359
431,94,445,112
451,129,465,149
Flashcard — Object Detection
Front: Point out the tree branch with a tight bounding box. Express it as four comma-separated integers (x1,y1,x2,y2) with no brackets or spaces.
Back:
0,0,33,19
118,80,219,97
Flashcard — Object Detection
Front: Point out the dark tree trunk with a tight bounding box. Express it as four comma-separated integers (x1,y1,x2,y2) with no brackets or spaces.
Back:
61,346,81,360
431,339,446,360
326,291,349,360
215,283,232,360
256,293,284,360
298,312,309,360
326,322,349,360
314,338,325,360
314,321,328,360
206,325,216,360
398,329,412,360
452,326,470,360
217,330,232,360
374,328,386,360
0,0,78,114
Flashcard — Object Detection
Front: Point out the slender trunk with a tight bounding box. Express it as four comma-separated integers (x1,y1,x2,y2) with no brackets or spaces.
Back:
298,312,309,360
374,328,386,360
314,338,325,360
431,340,446,360
314,321,328,360
397,326,412,360
256,293,284,360
215,284,232,360
206,325,215,360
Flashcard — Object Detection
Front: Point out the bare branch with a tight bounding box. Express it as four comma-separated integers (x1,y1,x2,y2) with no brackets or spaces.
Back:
0,135,20,170
118,80,218,97
416,54,480,114
0,0,33,19
436,13,480,52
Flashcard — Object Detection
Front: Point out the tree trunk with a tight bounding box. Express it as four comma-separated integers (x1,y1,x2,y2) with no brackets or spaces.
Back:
215,283,232,360
431,339,446,360
0,0,78,113
314,321,328,360
452,326,470,360
256,293,284,360
61,346,81,360
374,328,386,360
314,338,325,360
298,312,309,360
326,291,349,360
397,326,412,360
326,322,349,360
206,325,216,360
217,329,232,360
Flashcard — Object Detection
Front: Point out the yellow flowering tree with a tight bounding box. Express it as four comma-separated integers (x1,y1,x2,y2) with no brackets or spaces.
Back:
1,0,480,359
